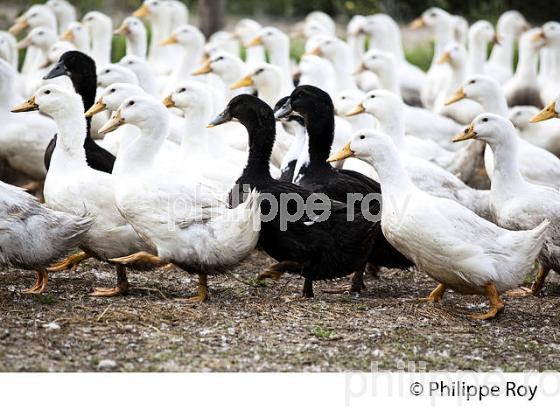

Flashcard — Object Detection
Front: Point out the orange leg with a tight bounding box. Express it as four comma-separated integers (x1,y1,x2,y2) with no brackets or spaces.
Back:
48,251,90,272
109,251,163,266
257,261,300,281
22,270,48,294
91,265,129,297
470,282,505,320
186,273,209,303
506,264,550,298
419,283,447,303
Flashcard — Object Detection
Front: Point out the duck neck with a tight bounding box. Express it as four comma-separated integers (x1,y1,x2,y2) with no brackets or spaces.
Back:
432,22,454,64
486,135,525,193
467,38,488,75
348,35,365,65
369,144,414,198
489,32,515,70
176,45,203,81
376,111,406,150
240,112,275,178
120,116,169,174
181,110,211,159
127,33,147,59
91,28,111,67
376,65,400,94
257,81,282,108
246,44,265,63
268,40,290,73
68,70,97,135
304,103,335,168
50,104,88,165
515,44,539,81
479,92,509,117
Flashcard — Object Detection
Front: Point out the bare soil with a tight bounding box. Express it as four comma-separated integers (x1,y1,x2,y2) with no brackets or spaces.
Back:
1,251,560,372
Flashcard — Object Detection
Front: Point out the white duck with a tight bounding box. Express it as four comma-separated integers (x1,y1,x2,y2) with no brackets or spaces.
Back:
192,52,250,100
307,36,357,91
466,20,497,76
12,85,155,296
509,106,560,156
485,11,529,84
454,113,559,296
233,19,265,64
503,28,546,108
328,129,549,320
1,59,55,181
97,64,139,88
0,31,18,70
114,16,147,59
297,54,337,96
118,55,158,96
447,75,560,188
100,95,260,302
333,89,376,132
82,11,112,68
0,180,92,294
230,63,291,107
46,0,76,34
536,22,560,107
61,22,90,54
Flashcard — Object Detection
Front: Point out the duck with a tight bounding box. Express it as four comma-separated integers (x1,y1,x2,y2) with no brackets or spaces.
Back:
61,22,91,54
348,89,487,188
452,15,469,46
485,11,529,84
40,40,76,71
81,11,113,68
97,64,139,87
328,129,549,319
230,63,291,107
46,0,76,35
306,36,357,91
355,49,463,150
114,16,147,59
503,28,546,108
346,15,379,93
410,7,454,110
297,54,337,96
333,89,376,132
276,85,413,292
192,52,250,100
118,55,158,96
0,180,93,294
466,20,498,76
98,95,260,302
446,75,560,188
0,59,56,182
209,93,382,297
509,106,560,156
0,31,19,70
433,42,485,124
42,51,116,173
536,22,560,107
12,85,155,296
454,113,560,297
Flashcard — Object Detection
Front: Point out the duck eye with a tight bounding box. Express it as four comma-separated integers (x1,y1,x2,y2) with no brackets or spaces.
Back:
179,88,186,93
359,135,365,140
105,69,110,73
110,88,115,93
370,95,375,99
255,68,264,75
128,101,135,106
45,90,51,95
341,96,346,100
482,118,488,122
469,80,476,84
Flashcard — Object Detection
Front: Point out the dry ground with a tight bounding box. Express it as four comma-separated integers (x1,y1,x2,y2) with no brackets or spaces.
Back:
1,251,560,372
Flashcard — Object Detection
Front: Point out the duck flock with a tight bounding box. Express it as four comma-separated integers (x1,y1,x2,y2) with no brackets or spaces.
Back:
1,1,560,321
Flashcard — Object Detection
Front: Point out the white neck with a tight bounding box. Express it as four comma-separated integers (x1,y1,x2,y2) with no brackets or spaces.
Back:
488,32,515,71
91,29,111,67
49,104,88,166
514,45,539,80
127,34,147,59
375,65,400,94
432,22,454,63
365,143,415,198
467,39,488,75
348,35,365,65
268,41,290,72
478,92,509,117
174,45,203,82
486,134,526,194
375,111,406,149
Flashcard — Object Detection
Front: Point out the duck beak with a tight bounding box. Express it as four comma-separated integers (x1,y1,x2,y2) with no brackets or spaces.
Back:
9,18,28,35
16,36,33,50
43,61,68,80
327,141,354,162
207,109,232,128
84,98,107,117
61,29,74,42
192,60,212,76
160,34,178,46
114,23,130,36
304,46,321,57
245,36,263,47
353,63,366,75
274,99,293,119
346,104,366,117
445,87,466,106
452,123,477,142
11,96,38,113
436,51,451,65
409,17,425,30
530,101,558,123
531,29,546,42
133,4,150,18
230,74,254,90
98,110,125,134
492,33,502,45
162,95,175,108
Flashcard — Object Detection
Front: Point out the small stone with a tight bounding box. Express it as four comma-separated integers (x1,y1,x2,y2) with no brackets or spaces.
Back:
97,359,117,370
43,322,60,331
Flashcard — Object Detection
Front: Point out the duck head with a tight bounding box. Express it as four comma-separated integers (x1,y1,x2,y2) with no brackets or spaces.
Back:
453,113,516,147
85,82,146,117
99,95,168,135
445,75,501,106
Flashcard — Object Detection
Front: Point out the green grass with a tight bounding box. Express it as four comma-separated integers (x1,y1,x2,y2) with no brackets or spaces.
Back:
311,326,333,339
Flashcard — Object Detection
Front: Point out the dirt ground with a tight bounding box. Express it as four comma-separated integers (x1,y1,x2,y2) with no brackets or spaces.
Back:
1,251,560,372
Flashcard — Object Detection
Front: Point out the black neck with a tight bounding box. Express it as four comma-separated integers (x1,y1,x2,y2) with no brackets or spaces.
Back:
303,102,335,166
69,71,96,136
240,113,276,179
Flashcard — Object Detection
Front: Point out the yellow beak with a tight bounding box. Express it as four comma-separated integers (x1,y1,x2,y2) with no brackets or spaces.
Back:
493,33,502,45
409,17,425,30
346,104,366,117
84,98,107,117
531,30,546,42
9,18,29,35
353,63,366,75
192,60,212,76
245,36,263,47
530,101,558,123
162,95,175,108
114,23,130,36
98,110,125,134
230,75,254,90
327,141,354,162
452,123,477,142
11,96,38,113
159,34,178,46
436,51,451,65
304,46,321,57
133,4,150,18
445,87,466,106
61,29,74,42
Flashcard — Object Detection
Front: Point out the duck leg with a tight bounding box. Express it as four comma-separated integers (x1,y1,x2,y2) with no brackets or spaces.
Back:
91,265,130,297
470,282,504,320
186,273,209,303
419,283,447,303
109,251,164,267
47,251,91,272
257,261,301,281
506,264,550,298
302,278,314,298
22,269,48,294
323,266,367,294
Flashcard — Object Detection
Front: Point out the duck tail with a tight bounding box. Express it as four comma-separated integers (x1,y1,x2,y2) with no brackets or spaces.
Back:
519,219,550,262
221,188,261,247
